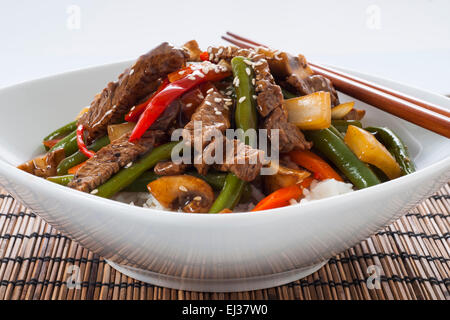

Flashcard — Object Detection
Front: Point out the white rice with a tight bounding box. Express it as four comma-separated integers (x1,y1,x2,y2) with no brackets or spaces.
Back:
298,179,354,204
112,192,168,211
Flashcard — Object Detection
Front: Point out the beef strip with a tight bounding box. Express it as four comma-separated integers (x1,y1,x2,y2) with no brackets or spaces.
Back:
78,42,188,143
68,130,165,192
263,104,312,153
17,148,65,178
149,99,181,130
207,137,265,182
285,74,340,107
154,161,190,175
182,89,231,175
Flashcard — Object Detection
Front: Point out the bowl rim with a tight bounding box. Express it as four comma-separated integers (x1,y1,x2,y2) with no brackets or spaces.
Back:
0,61,449,222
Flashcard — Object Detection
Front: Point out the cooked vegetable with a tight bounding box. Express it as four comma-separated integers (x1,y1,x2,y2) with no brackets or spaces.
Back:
331,120,362,133
95,141,179,198
252,178,313,212
281,88,297,99
289,150,343,181
68,160,87,175
43,138,62,149
148,175,214,213
48,130,78,156
125,79,170,122
43,120,77,148
331,102,354,119
209,56,257,213
76,124,96,158
76,106,90,120
47,174,74,186
328,125,345,140
129,64,231,142
284,92,331,130
233,56,258,142
304,128,380,189
168,66,194,83
209,173,247,213
365,126,415,175
122,171,159,192
57,135,110,175
264,163,311,194
344,125,401,179
107,122,136,142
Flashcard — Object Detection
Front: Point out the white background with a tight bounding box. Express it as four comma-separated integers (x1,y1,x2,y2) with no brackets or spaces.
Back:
0,0,449,95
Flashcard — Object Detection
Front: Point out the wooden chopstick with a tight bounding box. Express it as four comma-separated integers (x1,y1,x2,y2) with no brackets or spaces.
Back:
222,32,450,138
225,32,450,118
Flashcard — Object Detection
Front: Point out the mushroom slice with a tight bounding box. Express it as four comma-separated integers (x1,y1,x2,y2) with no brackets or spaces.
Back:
264,163,311,194
147,175,214,213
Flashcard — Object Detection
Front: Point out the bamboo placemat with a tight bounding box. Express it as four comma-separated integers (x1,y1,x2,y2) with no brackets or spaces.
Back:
0,184,449,300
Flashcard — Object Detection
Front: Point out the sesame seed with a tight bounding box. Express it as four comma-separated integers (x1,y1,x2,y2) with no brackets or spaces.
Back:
252,78,256,85
226,91,232,95
179,185,188,192
186,103,192,107
215,111,222,115
224,106,229,110
178,70,185,75
193,196,202,201
125,162,133,168
234,78,240,87
239,96,246,103
197,93,204,99
217,48,223,55
214,97,222,103
207,88,214,93
245,67,251,75
197,72,205,78
90,189,98,195
129,69,134,75
253,95,257,99
188,76,196,81
244,59,253,65
205,101,212,106
209,53,214,60
207,47,212,53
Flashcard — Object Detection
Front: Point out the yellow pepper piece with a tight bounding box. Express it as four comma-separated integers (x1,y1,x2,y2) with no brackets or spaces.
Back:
76,106,90,120
344,125,401,179
331,101,354,119
284,91,331,130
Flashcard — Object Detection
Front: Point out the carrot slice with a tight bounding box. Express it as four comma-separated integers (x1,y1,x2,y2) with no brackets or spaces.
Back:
252,177,314,212
288,150,343,181
68,160,88,175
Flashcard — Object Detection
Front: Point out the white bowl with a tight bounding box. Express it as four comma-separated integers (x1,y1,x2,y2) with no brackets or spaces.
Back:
0,61,448,292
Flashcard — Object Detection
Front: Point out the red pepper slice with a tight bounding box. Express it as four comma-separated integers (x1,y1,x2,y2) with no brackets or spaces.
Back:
199,51,209,61
76,124,96,158
167,66,193,83
129,67,231,142
125,79,170,122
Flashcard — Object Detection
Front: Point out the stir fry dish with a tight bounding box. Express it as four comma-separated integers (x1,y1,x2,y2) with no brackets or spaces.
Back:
18,41,416,213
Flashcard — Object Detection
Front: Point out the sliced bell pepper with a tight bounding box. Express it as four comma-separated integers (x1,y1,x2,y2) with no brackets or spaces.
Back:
125,79,170,122
129,65,231,142
288,150,343,181
76,124,96,158
167,66,193,83
199,51,209,61
284,92,331,130
344,125,401,180
252,177,313,212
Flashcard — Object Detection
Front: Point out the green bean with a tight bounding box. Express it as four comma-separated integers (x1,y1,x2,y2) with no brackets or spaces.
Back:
47,174,74,186
188,171,227,190
305,128,380,189
281,88,298,99
365,127,416,175
122,171,160,192
57,136,110,175
209,173,247,213
48,130,78,156
43,121,78,150
232,56,258,145
368,164,389,183
209,56,258,213
328,125,345,140
96,142,179,198
331,120,362,133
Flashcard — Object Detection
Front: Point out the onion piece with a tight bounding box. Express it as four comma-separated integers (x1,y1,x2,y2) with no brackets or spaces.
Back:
284,91,331,130
331,101,354,120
